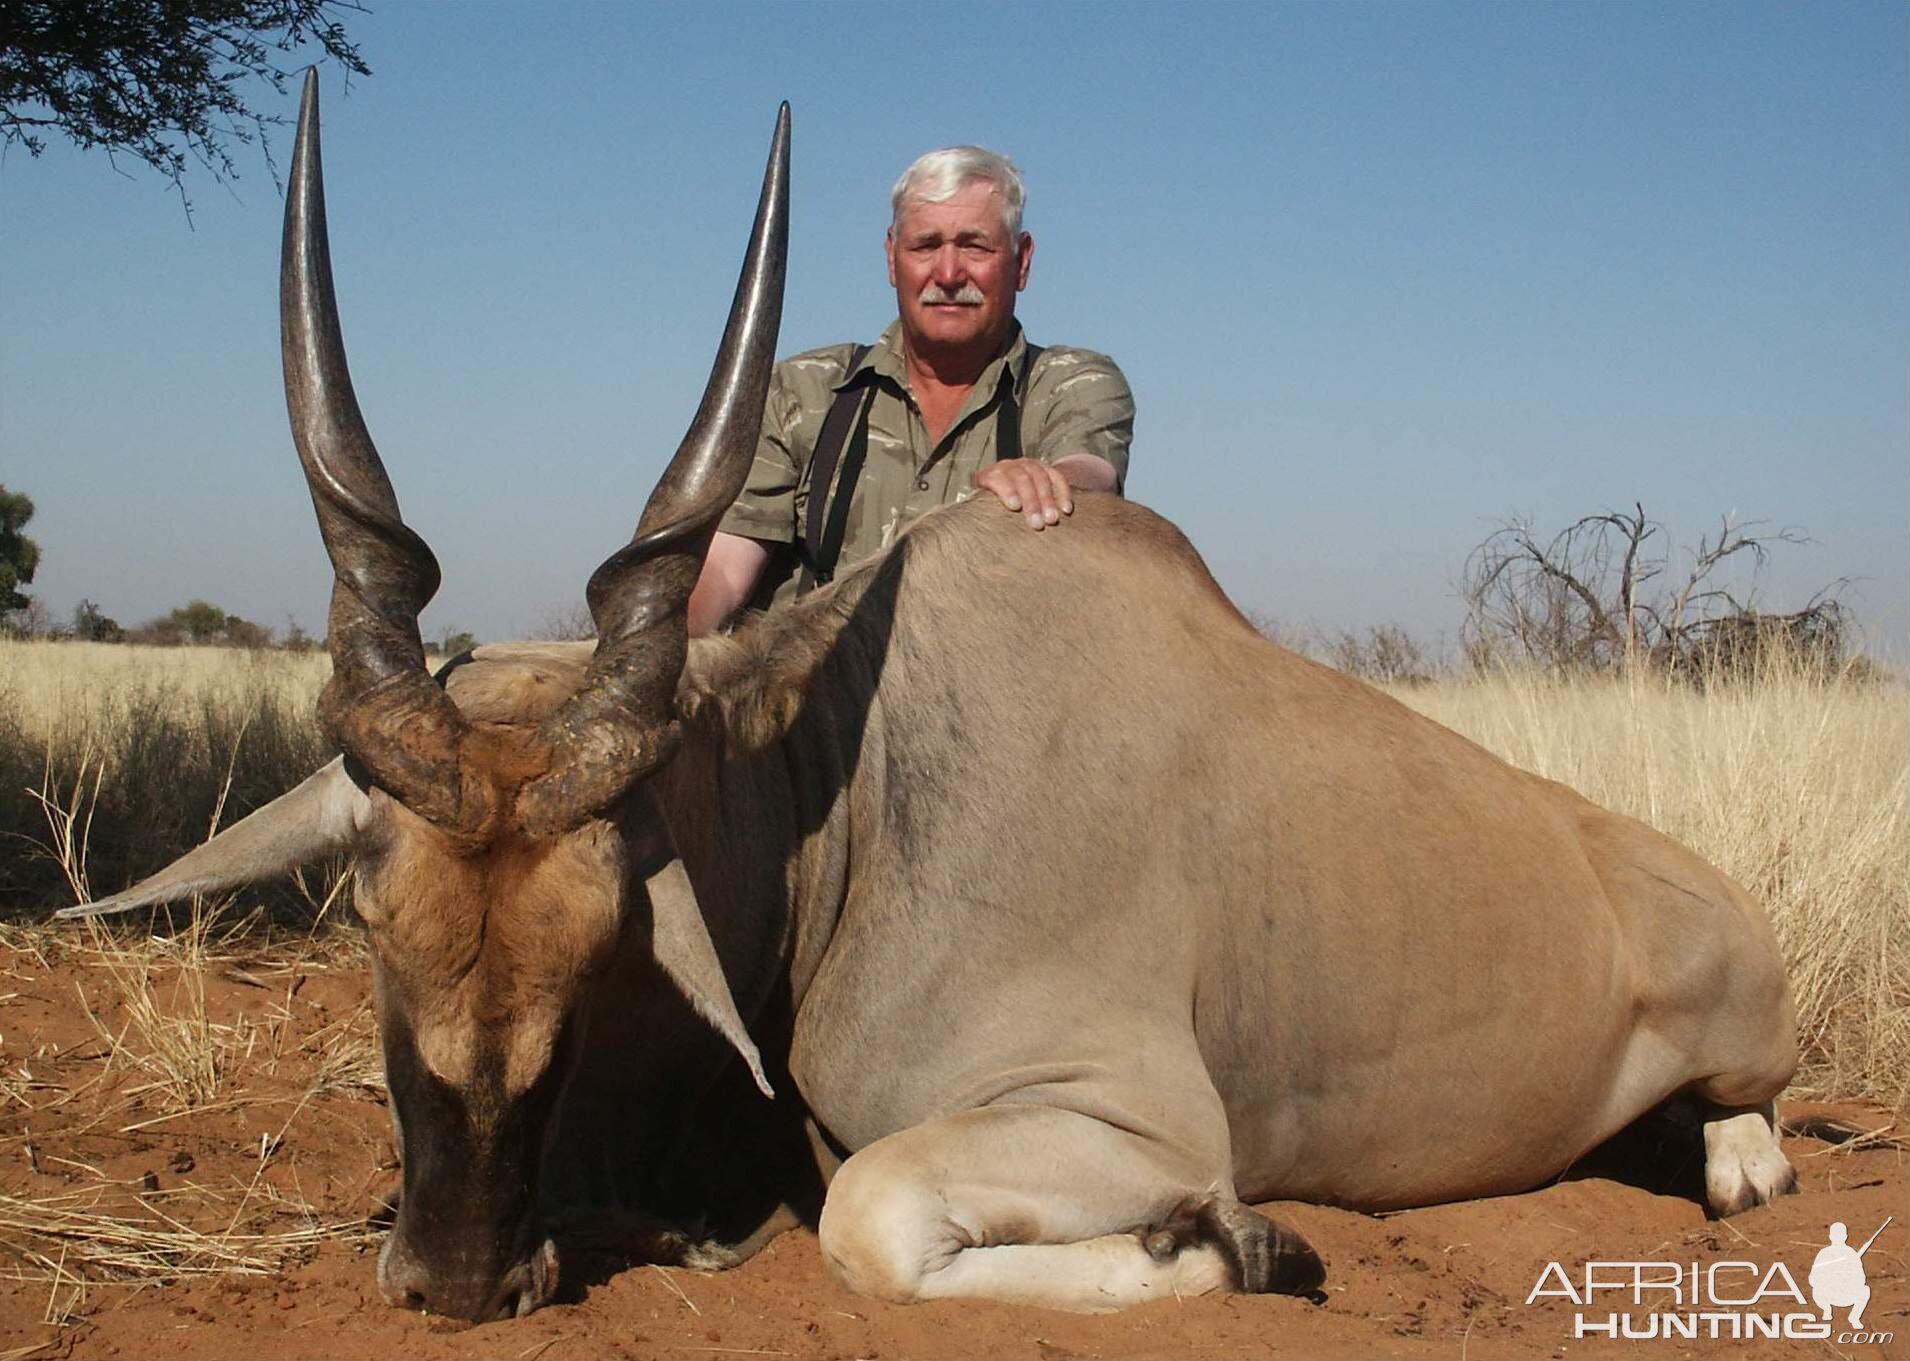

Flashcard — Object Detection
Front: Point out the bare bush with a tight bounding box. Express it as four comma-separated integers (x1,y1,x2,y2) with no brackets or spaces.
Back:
530,600,595,642
3,595,53,639
1326,623,1435,686
1462,503,1849,680
1247,614,1439,684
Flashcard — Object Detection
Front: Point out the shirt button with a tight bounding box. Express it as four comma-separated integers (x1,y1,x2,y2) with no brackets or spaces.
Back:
916,478,930,490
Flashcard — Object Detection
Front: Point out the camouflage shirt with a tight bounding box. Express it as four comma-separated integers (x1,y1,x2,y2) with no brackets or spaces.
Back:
717,320,1134,608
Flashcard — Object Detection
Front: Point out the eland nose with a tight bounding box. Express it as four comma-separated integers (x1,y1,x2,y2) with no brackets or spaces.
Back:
376,1233,558,1321
376,1233,434,1312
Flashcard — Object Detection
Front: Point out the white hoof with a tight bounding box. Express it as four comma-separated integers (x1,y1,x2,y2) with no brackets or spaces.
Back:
1703,1104,1797,1216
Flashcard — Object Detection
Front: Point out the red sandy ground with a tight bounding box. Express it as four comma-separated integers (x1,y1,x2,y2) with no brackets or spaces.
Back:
0,938,1902,1361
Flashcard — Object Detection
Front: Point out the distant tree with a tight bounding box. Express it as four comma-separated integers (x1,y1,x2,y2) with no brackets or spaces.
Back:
71,597,123,641
1461,502,1850,679
132,615,185,645
281,614,317,652
138,599,272,646
222,611,273,648
437,628,479,657
0,484,39,613
0,0,371,214
164,598,229,643
3,596,54,638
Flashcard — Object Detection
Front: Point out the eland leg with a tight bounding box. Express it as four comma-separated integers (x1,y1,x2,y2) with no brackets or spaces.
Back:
1582,827,1798,1217
816,1104,1321,1311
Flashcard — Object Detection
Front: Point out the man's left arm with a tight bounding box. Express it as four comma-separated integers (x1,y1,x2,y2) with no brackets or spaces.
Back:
972,349,1134,529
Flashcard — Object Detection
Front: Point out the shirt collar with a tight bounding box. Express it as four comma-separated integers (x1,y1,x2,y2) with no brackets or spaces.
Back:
839,320,1030,397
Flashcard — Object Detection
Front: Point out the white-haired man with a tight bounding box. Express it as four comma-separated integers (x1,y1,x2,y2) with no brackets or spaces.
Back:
688,145,1134,632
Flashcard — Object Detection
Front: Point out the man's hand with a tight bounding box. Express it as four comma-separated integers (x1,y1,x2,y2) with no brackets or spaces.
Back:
971,454,1116,530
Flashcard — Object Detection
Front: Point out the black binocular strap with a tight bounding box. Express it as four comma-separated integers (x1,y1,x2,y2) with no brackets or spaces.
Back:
798,346,873,594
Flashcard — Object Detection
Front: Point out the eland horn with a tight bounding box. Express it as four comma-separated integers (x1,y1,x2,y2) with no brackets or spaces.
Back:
282,70,494,838
518,104,790,836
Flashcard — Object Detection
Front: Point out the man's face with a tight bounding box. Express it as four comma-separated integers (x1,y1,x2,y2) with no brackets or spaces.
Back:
886,179,1033,359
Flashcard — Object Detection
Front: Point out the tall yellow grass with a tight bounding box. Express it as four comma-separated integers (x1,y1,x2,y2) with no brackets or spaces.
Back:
0,640,329,741
0,640,337,913
1388,664,1908,1109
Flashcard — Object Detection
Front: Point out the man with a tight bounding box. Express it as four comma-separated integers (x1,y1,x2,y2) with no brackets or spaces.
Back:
687,145,1134,634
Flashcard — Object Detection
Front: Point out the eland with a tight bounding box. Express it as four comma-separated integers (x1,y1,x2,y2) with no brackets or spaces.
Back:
66,75,1799,1321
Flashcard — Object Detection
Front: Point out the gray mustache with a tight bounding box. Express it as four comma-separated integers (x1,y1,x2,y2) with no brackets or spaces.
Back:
918,283,985,306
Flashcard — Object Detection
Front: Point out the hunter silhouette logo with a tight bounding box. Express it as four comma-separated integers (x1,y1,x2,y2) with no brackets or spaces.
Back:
1810,1216,1889,1330
1526,1214,1896,1344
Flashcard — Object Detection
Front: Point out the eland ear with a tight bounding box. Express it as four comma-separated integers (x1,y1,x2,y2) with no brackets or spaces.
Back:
56,757,373,920
642,855,774,1100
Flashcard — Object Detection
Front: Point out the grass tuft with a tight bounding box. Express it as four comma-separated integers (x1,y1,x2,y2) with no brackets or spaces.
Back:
0,1183,377,1282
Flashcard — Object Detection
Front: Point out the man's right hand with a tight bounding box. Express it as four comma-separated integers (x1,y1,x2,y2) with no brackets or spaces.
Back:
971,453,1117,530
972,457,1073,530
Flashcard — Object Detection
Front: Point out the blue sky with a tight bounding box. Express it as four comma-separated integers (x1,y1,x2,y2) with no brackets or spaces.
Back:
4,2,1904,656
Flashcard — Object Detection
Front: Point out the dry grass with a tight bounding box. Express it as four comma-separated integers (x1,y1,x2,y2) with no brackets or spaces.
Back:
0,640,330,743
0,1170,378,1350
0,1182,377,1281
0,909,383,1334
0,639,343,916
1386,660,1909,1109
71,916,264,1114
301,1000,383,1101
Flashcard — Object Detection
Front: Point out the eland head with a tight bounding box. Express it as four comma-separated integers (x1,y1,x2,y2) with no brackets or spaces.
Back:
68,72,788,1321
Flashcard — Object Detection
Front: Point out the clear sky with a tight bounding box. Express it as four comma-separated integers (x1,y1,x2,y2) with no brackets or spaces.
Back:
4,2,1905,657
